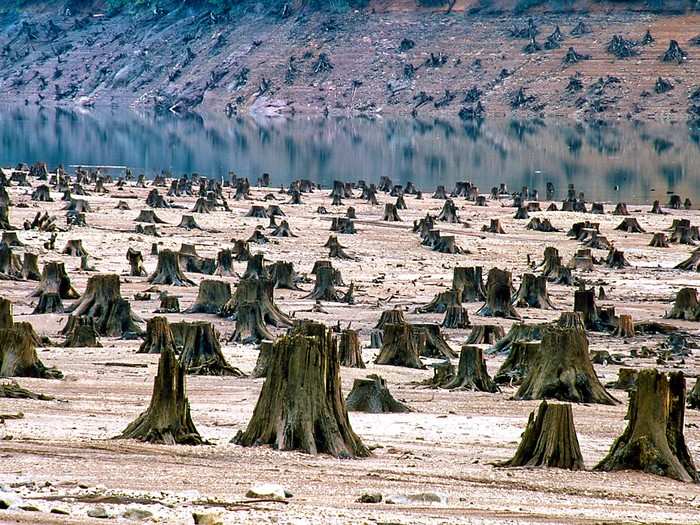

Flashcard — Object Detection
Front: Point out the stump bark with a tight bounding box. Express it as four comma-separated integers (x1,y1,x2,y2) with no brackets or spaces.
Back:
512,273,554,309
118,345,203,445
177,321,244,376
614,314,635,338
62,316,101,348
442,305,471,328
382,203,401,221
33,261,79,299
269,261,300,290
375,308,407,329
666,287,700,321
148,249,194,286
466,324,505,345
222,278,292,328
138,316,177,354
497,401,584,470
443,345,498,392
186,279,231,314
0,324,62,379
346,374,411,413
477,268,520,319
375,323,425,369
650,232,670,247
453,266,485,302
62,239,88,257
494,340,540,385
126,248,146,277
234,321,370,458
338,329,365,368
595,369,697,482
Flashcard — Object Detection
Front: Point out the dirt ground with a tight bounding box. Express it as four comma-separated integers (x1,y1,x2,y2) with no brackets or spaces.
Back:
0,172,699,524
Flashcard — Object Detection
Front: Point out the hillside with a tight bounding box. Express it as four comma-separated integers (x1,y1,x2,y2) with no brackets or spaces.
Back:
1,0,699,122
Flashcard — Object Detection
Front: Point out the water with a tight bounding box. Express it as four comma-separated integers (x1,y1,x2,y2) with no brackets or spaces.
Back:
1,105,699,204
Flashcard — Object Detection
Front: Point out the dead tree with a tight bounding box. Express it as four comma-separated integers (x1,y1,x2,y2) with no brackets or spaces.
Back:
338,329,365,368
186,280,231,314
178,321,243,376
375,323,425,369
442,305,470,328
375,308,406,329
666,288,700,321
595,369,697,481
31,185,53,202
346,374,410,413
0,324,62,379
0,206,15,230
494,340,540,385
33,261,79,300
118,345,203,445
477,268,520,319
512,273,554,309
574,288,603,330
515,325,618,404
453,266,486,302
482,218,505,234
0,244,22,279
498,401,584,470
616,218,646,233
330,217,356,234
65,274,143,337
251,340,274,378
442,345,498,392
466,324,505,344
234,321,370,457
148,249,194,286
62,239,88,258
650,233,670,248
62,316,101,348
126,248,146,277
383,203,401,221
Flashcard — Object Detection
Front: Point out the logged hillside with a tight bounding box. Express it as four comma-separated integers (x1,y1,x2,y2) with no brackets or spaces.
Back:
0,0,699,122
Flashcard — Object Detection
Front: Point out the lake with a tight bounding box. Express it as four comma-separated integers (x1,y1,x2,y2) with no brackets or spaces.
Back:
0,105,698,204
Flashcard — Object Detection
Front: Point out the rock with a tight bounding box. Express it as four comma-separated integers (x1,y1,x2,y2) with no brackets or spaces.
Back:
357,492,382,503
385,492,446,504
123,507,153,520
18,504,40,512
192,511,223,525
0,490,21,509
245,484,291,501
50,508,70,515
87,506,109,519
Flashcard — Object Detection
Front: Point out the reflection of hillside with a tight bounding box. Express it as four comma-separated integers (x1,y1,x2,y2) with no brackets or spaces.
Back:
0,106,698,203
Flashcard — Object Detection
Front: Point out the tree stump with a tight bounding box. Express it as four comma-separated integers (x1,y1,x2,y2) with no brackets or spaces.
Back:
443,345,499,392
442,305,471,328
608,367,638,391
489,322,546,354
512,273,554,309
437,199,460,223
574,288,603,330
466,324,505,345
613,202,629,216
453,266,485,302
338,329,365,368
242,253,269,280
22,253,40,281
118,345,203,445
687,378,700,409
0,244,23,279
346,374,411,413
234,321,370,457
675,247,700,270
126,248,146,277
482,218,505,234
177,321,244,376
0,324,62,379
494,340,540,385
666,287,700,321
498,401,584,470
33,291,64,314
2,232,23,247
477,268,520,319
63,316,101,348
230,301,274,344
186,279,231,314
33,261,79,300
214,249,235,276
515,325,618,404
606,249,630,269
135,210,166,224
305,265,343,302
246,205,268,218
62,239,88,257
615,217,645,233
157,293,180,313
251,340,274,378
222,278,292,328
148,249,194,286
269,261,300,290
325,235,353,260
271,220,296,237
417,289,460,314
178,215,201,230
65,274,143,337
614,314,635,337
375,323,425,369
382,203,401,222
375,308,406,330
649,232,670,247
595,369,697,481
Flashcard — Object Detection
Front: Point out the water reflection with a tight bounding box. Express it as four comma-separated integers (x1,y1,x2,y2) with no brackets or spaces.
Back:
0,105,698,203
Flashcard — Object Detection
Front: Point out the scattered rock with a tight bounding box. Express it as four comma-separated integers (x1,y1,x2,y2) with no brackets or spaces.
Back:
357,492,382,503
245,484,291,501
87,506,109,519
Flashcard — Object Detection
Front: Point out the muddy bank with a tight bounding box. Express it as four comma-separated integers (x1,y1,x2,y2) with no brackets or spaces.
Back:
1,1,699,122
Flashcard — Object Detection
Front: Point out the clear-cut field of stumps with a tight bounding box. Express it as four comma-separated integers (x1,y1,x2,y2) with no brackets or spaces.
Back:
0,165,699,524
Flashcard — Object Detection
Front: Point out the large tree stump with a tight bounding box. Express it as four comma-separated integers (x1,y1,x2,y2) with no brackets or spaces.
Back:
148,249,194,286
186,279,231,314
477,268,520,319
138,316,177,354
574,288,603,330
437,199,460,223
157,293,180,313
442,305,470,328
649,232,670,248
126,248,146,277
667,287,700,321
306,265,343,302
230,302,274,344
675,247,700,271
382,203,401,221
375,308,407,330
338,329,365,368
375,323,425,369
512,273,554,309
615,217,645,233
489,322,546,355
33,291,64,314
222,278,292,328
177,321,244,376
416,289,460,314
515,325,618,404
62,316,101,348
242,253,268,280
234,321,370,457
595,369,697,482
118,345,203,445
214,249,235,276
498,401,584,470
251,340,274,378
412,323,457,359
443,345,498,392
62,239,88,257
466,324,505,344
33,262,78,302
453,266,485,302
22,253,40,281
614,314,635,337
346,374,411,413
269,261,300,290
65,274,143,337
0,324,62,379
494,340,540,385
135,209,166,224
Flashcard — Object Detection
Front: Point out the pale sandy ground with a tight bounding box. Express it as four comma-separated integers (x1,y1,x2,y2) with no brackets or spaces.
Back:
1,175,700,524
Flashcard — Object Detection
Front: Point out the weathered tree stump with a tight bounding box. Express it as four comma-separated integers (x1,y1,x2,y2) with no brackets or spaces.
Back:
126,248,146,277
466,324,505,345
616,217,645,233
606,248,630,269
271,220,296,237
613,202,629,216
515,325,618,404
512,273,554,309
305,265,343,302
412,323,457,359
497,401,584,470
118,345,203,445
138,316,177,355
251,340,274,378
0,324,62,379
442,305,471,328
65,274,143,337
382,203,401,221
477,268,520,319
595,369,697,481
608,367,638,391
666,287,700,321
148,249,194,286
687,378,700,409
178,215,201,230
31,185,53,202
375,323,425,369
186,279,231,315
157,293,180,313
338,329,365,368
417,289,460,314
221,278,292,328
482,218,505,234
675,247,700,270
650,232,670,248
176,321,244,376
33,261,79,300
614,314,635,337
213,249,235,276
574,288,603,330
489,322,546,355
494,340,540,385
2,232,23,247
650,200,666,214
269,261,300,290
437,199,460,222
325,235,353,260
135,210,166,224
21,253,40,282
346,374,411,413
234,321,370,457
242,253,268,280
453,266,486,302
230,301,274,344
444,345,498,392
62,316,101,348
375,308,406,330
33,291,64,314
62,239,88,258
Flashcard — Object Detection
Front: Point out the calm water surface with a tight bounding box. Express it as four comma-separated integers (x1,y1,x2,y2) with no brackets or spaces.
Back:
1,105,699,204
